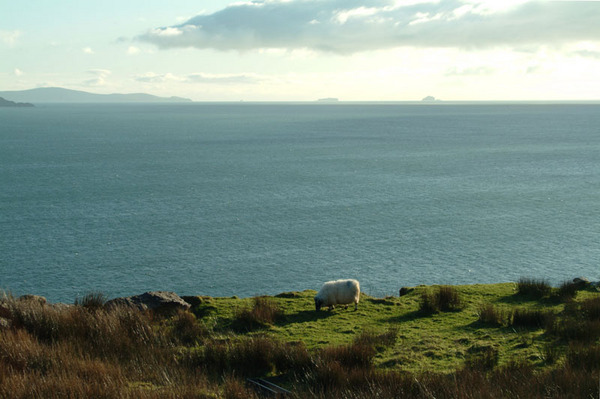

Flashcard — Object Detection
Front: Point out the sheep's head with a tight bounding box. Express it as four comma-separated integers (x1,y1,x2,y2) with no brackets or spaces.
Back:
314,297,323,311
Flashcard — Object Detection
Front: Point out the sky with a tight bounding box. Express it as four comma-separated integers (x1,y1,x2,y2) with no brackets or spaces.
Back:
1,0,600,101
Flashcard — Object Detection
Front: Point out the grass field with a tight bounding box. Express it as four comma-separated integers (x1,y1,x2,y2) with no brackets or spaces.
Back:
1,279,599,398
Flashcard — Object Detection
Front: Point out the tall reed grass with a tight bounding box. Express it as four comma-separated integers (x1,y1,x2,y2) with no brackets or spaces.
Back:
419,285,462,314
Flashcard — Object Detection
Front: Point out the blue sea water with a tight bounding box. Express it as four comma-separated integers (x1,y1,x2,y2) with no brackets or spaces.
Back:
1,103,599,303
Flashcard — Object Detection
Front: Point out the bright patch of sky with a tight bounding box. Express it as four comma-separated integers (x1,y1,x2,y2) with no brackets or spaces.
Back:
1,0,599,101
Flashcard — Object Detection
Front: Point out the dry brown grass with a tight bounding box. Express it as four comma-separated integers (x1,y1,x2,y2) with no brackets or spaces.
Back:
2,289,600,398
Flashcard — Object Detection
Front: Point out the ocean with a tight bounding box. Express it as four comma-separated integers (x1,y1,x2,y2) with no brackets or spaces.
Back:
1,102,599,303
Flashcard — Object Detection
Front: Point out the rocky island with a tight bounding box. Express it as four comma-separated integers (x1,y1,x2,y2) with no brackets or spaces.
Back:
317,97,339,102
422,95,442,102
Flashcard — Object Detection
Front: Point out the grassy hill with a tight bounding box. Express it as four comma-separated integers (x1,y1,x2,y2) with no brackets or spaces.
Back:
1,280,599,398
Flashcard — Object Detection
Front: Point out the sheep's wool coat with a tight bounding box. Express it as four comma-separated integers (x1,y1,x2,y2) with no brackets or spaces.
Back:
315,279,360,309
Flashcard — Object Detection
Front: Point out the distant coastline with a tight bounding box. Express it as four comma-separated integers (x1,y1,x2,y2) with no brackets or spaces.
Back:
0,96,34,107
0,87,192,104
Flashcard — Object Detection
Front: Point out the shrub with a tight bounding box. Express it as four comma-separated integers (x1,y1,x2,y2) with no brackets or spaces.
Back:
74,292,106,310
419,286,462,314
222,375,259,399
548,297,600,342
510,308,554,329
463,345,499,371
548,318,600,342
516,278,551,299
437,286,462,311
353,328,398,351
477,304,506,326
542,342,561,365
553,281,579,301
232,296,284,331
169,310,209,346
566,344,600,370
7,299,62,342
578,296,600,320
272,341,313,374
419,291,439,314
185,336,305,378
319,341,377,370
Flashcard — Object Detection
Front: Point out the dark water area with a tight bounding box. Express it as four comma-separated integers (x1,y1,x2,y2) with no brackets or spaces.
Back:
1,103,599,302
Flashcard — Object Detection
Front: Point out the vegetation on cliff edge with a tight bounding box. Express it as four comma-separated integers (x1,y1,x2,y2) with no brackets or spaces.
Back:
1,280,599,398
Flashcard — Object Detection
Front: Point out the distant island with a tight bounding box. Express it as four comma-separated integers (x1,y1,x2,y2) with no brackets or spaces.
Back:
0,87,192,103
422,96,442,102
317,97,339,102
0,96,34,107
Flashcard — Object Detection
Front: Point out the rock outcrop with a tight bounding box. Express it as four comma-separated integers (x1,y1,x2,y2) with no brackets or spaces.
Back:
105,291,191,314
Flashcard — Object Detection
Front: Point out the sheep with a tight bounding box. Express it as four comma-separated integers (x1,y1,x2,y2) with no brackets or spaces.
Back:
314,279,360,311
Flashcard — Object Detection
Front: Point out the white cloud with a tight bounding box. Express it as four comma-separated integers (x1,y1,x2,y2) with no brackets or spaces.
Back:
82,47,94,54
0,30,21,47
334,7,379,24
567,41,600,60
135,72,182,83
445,66,495,76
572,50,600,60
139,0,600,54
186,73,262,84
151,27,184,37
82,69,111,86
127,46,141,54
134,72,262,84
14,68,24,76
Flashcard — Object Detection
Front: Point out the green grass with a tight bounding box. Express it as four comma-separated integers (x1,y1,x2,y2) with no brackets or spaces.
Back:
2,282,600,398
183,283,598,373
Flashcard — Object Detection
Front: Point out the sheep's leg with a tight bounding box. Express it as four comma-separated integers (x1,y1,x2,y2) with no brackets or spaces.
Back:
354,302,358,311
344,305,348,310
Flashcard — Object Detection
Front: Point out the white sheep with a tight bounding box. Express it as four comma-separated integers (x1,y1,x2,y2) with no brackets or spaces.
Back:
314,279,360,311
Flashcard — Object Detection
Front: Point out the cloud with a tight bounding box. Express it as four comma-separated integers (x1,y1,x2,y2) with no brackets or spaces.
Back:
526,64,543,75
14,68,24,76
135,72,182,83
82,47,94,54
82,69,111,86
127,46,141,54
134,72,262,84
445,66,495,76
186,73,262,84
0,30,21,47
139,0,600,54
571,50,600,60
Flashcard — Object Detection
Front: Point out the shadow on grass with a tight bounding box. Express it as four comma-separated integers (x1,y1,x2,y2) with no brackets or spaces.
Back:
495,294,548,306
276,309,336,327
383,310,425,324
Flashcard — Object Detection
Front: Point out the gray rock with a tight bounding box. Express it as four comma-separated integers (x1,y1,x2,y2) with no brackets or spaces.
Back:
573,277,591,288
105,291,191,315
